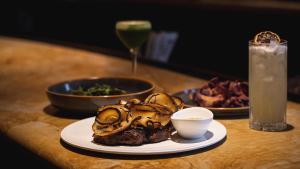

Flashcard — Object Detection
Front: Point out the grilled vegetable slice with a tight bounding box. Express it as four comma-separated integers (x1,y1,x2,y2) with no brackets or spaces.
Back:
145,93,178,112
92,116,141,137
172,96,184,109
95,107,121,125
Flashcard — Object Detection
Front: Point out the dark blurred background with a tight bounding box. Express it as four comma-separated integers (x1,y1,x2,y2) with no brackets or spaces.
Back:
1,0,300,80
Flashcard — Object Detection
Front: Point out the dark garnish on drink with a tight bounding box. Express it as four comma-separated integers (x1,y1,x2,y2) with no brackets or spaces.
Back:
254,31,280,44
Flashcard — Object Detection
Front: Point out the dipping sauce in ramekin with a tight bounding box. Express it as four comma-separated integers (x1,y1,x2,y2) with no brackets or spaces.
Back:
171,107,213,139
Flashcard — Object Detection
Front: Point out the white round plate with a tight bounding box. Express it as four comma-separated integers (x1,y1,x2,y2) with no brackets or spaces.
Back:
61,117,227,155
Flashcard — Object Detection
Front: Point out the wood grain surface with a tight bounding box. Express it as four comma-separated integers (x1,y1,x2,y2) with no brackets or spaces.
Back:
0,36,299,169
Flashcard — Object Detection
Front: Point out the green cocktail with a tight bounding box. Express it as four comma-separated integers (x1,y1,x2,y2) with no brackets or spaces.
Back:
116,20,151,74
116,21,151,49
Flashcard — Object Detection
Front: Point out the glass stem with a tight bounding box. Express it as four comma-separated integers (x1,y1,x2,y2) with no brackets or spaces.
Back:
130,48,139,75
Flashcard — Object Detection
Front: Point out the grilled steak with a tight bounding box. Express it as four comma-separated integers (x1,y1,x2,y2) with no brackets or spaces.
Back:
93,129,146,145
147,127,172,143
93,126,172,146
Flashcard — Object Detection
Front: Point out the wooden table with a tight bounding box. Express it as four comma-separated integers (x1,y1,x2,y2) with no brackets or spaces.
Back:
0,36,300,169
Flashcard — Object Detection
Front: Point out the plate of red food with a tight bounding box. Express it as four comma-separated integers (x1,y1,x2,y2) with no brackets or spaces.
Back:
173,77,249,116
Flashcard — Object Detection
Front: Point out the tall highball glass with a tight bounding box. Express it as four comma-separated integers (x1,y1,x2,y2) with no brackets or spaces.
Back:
249,40,287,131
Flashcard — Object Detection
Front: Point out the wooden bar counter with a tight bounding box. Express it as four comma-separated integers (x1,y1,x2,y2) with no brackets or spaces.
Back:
0,36,300,169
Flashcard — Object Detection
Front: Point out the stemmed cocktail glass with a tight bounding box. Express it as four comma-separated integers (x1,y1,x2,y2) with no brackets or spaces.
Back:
116,20,151,74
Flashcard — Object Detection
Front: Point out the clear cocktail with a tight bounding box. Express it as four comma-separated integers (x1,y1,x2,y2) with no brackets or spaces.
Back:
249,31,287,131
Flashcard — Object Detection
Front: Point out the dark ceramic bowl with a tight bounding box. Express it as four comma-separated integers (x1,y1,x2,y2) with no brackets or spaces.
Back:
46,77,155,114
